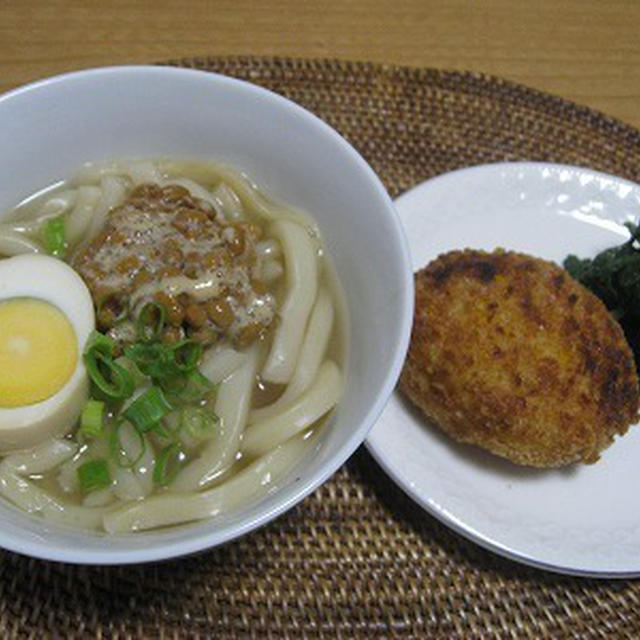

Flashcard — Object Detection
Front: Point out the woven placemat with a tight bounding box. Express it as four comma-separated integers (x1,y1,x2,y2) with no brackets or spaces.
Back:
2,57,640,639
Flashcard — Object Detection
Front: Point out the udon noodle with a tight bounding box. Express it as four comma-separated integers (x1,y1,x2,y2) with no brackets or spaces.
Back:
0,158,346,533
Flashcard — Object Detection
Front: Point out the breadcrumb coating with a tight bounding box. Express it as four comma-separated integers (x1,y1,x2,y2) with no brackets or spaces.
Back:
400,249,639,467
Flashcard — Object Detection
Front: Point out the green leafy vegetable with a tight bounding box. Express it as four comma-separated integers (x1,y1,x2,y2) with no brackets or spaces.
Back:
564,221,640,368
77,459,111,493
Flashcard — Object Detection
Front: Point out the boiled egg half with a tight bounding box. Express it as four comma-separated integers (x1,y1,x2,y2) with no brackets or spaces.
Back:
0,254,95,452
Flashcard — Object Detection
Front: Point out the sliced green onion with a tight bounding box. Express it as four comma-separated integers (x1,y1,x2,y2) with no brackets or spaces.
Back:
42,215,67,257
153,443,185,487
77,459,111,493
85,350,135,401
109,420,146,468
124,342,165,378
83,331,134,401
123,386,173,433
114,355,147,387
167,340,202,373
181,406,219,441
150,422,173,440
161,411,183,437
79,399,105,438
84,330,117,357
161,370,213,405
136,302,167,343
125,339,203,381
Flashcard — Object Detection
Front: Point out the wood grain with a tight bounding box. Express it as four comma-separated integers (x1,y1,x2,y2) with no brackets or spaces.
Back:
0,0,639,128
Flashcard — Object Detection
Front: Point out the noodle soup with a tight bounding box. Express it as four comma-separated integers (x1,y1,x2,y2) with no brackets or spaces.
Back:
0,158,345,533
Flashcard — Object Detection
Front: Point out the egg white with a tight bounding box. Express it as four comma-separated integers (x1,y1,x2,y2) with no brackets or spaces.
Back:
0,254,95,452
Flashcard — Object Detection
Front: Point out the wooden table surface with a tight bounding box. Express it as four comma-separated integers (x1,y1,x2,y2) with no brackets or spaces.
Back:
1,0,639,130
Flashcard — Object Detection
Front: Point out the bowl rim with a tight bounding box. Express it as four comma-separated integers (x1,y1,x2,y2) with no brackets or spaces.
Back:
0,65,414,564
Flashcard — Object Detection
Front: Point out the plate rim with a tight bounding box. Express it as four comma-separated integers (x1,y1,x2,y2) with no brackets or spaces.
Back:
366,160,640,579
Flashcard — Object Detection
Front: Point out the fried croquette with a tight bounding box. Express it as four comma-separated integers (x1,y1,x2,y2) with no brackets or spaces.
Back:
400,249,639,467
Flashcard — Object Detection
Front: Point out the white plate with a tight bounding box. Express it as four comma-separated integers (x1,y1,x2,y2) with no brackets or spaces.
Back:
366,162,640,578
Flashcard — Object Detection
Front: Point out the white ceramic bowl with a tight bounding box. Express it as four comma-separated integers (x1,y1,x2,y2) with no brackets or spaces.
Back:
0,66,413,564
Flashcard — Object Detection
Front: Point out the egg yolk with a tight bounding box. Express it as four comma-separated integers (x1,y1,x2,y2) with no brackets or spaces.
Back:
0,298,77,408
